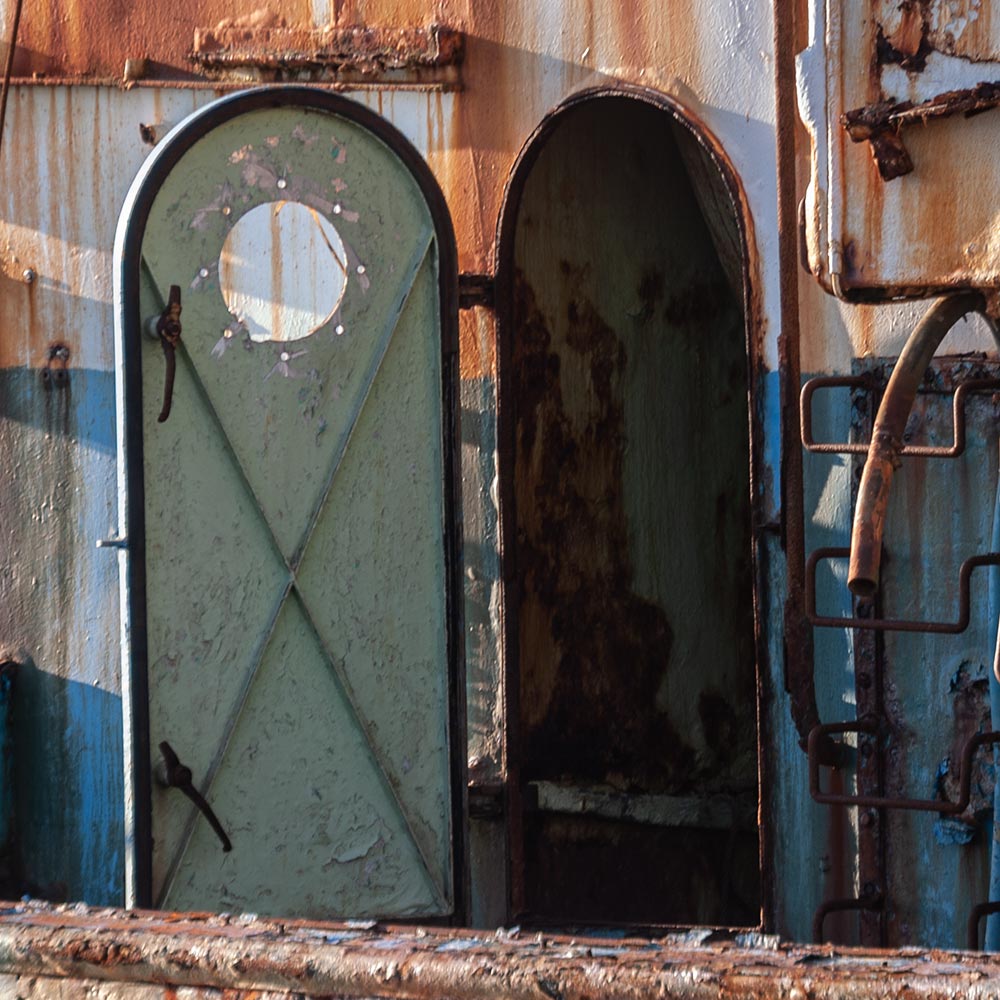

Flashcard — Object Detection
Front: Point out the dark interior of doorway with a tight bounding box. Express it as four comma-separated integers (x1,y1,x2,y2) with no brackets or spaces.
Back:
504,96,760,928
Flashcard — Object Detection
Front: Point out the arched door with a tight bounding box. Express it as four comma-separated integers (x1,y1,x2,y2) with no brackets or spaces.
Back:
497,91,761,926
113,88,464,921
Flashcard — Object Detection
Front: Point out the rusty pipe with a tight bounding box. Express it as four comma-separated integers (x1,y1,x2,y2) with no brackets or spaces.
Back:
849,291,996,597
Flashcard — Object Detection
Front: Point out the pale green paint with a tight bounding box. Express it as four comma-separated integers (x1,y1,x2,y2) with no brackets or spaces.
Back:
136,106,452,919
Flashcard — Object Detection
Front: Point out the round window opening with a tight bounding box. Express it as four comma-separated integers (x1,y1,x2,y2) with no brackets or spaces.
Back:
219,200,348,343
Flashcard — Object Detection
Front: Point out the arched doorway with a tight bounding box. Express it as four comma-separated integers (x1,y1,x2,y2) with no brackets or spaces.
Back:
113,88,465,920
497,90,761,927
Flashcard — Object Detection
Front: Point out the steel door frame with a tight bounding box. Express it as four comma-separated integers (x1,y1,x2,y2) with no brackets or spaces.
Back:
112,86,466,917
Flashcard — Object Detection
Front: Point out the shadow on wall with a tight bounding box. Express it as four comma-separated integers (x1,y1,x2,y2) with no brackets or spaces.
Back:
11,658,123,905
0,366,116,454
0,363,123,905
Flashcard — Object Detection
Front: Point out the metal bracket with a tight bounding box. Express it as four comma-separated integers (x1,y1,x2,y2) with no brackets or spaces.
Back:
96,536,129,550
809,720,1000,813
843,81,1000,182
812,888,884,944
801,374,1000,456
806,547,1000,633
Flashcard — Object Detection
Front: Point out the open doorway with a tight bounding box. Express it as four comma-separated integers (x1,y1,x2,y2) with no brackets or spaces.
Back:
497,91,761,928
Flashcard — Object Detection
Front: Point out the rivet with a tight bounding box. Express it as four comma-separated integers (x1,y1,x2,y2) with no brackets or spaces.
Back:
335,324,345,335
199,267,209,278
356,264,365,274
22,268,36,285
280,351,290,362
333,203,342,214
222,205,232,216
277,178,288,190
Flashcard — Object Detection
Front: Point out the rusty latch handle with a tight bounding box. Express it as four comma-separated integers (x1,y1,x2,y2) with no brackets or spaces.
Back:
156,285,182,423
158,740,232,852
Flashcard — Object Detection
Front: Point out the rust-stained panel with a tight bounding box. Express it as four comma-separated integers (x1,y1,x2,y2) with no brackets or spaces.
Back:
877,0,1000,66
798,0,1000,295
190,23,463,85
2,1,320,80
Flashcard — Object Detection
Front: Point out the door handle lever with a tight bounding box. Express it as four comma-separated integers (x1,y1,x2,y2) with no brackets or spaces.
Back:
158,740,232,852
156,285,182,423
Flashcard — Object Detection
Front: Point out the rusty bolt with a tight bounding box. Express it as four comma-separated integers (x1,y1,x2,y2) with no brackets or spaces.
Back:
21,268,36,285
859,810,875,828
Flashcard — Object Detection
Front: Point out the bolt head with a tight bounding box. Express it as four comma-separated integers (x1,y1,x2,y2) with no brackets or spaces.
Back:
22,268,36,285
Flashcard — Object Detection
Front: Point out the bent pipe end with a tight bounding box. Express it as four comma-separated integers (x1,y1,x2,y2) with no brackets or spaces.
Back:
848,438,895,597
848,291,988,597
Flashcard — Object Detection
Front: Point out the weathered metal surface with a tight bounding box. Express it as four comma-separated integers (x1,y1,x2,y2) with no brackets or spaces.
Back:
503,95,758,927
0,0,22,153
802,354,1000,948
0,660,15,895
7,901,1000,998
852,601,888,946
798,0,1000,295
0,86,208,908
866,366,1000,947
774,1,835,784
127,98,457,919
190,23,463,86
0,0,894,952
0,979,294,999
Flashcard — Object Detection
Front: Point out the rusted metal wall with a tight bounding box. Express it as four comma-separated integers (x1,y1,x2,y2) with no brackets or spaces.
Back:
8,0,997,961
790,0,1000,949
802,354,1000,947
798,0,1000,296
0,0,794,936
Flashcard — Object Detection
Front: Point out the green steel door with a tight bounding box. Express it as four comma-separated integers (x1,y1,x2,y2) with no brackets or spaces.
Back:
115,91,462,920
